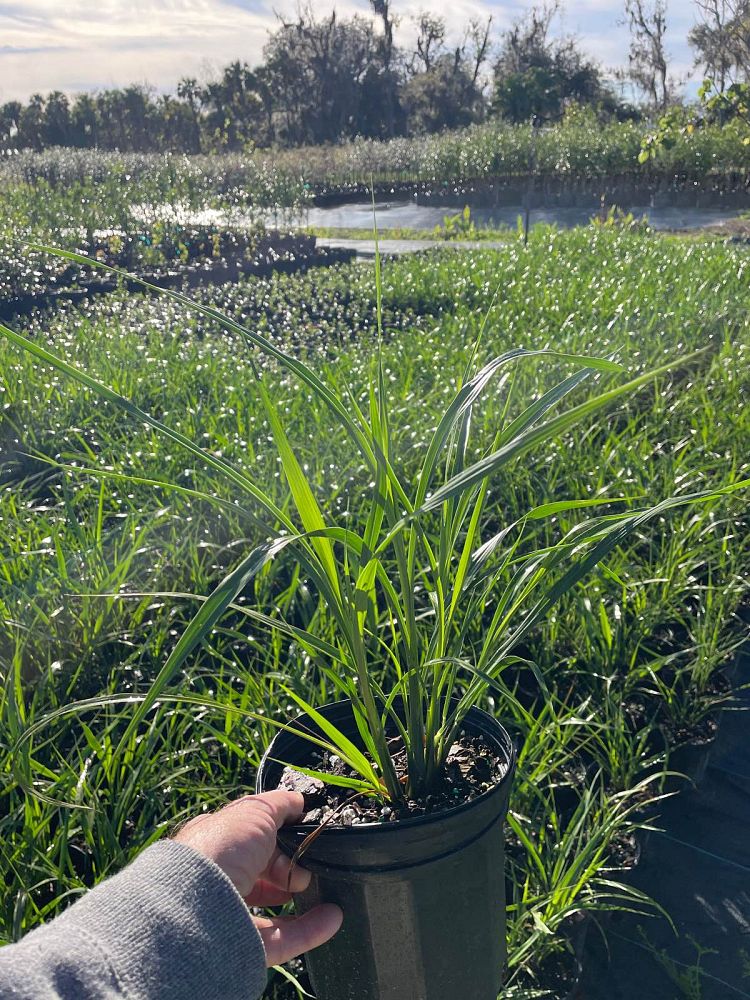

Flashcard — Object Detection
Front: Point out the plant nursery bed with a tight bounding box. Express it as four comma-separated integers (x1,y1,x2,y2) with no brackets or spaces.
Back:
3,230,749,1000
311,172,750,210
0,236,356,320
580,660,750,999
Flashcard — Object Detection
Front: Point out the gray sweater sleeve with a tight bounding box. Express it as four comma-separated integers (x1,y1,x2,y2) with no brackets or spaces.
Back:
0,840,268,1000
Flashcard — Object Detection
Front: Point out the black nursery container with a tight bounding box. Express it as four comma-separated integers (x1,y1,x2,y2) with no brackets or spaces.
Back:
664,734,715,793
256,700,516,1000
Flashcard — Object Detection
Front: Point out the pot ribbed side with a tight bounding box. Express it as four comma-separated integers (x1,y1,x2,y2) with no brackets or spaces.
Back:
256,700,516,1000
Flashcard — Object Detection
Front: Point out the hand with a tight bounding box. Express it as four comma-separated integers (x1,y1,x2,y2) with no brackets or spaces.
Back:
173,790,343,966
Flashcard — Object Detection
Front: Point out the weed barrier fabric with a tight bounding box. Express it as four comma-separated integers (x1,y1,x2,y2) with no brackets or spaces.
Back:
581,653,750,999
257,700,516,1000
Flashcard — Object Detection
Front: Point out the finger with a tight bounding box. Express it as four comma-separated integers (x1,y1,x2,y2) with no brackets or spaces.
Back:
244,879,294,907
173,792,309,900
263,846,312,893
225,790,306,832
254,905,344,967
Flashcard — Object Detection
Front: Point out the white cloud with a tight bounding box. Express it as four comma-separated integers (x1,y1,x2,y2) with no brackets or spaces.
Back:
0,0,276,99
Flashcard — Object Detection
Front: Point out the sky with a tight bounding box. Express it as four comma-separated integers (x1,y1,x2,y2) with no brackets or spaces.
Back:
0,0,704,105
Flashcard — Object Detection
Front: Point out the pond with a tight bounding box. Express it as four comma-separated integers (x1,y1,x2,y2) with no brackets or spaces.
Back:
133,194,750,234
294,198,749,232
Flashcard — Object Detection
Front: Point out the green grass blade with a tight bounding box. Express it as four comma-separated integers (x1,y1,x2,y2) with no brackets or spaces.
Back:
94,589,344,664
268,761,374,794
504,479,750,656
0,319,290,531
282,689,383,790
527,496,641,519
25,242,379,474
413,350,708,516
498,366,594,445
116,534,296,751
415,349,622,507
256,377,340,598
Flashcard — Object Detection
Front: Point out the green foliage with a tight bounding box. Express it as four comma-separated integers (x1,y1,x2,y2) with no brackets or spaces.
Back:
3,246,692,805
590,203,651,233
401,59,481,135
9,233,746,808
701,80,750,144
640,79,750,164
433,205,479,240
1,230,749,987
4,109,750,230
490,3,622,124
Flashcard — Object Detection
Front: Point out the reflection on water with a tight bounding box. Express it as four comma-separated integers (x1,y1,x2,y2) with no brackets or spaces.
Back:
134,198,749,233
295,199,748,232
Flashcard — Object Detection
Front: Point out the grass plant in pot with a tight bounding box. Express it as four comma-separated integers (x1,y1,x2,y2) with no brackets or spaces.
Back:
2,243,748,1000
646,599,741,795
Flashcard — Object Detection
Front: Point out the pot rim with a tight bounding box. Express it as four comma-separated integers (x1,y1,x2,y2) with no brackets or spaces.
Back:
256,698,517,836
663,711,720,751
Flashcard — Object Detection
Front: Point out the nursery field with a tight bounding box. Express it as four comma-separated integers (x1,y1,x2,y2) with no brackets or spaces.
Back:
2,112,750,223
1,227,749,997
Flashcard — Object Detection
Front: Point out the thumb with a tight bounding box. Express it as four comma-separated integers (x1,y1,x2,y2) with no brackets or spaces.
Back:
254,904,343,967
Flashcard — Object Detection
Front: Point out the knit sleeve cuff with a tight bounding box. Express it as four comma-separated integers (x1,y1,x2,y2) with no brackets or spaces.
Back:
52,839,268,1000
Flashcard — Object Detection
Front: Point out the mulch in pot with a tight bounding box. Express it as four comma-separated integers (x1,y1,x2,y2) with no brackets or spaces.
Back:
278,730,509,826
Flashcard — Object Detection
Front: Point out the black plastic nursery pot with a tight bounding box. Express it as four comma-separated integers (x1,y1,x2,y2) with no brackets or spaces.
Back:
256,700,516,1000
659,714,720,796
664,733,716,793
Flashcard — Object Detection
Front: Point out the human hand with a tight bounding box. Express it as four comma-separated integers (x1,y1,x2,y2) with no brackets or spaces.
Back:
173,790,342,966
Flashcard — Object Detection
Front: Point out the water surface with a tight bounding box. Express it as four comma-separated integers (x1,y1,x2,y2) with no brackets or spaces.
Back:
297,199,747,232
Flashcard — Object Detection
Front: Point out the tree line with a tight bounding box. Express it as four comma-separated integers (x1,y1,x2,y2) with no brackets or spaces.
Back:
2,0,749,154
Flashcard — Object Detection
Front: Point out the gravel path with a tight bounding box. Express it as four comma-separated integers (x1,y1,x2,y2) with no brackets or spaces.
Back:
315,237,509,257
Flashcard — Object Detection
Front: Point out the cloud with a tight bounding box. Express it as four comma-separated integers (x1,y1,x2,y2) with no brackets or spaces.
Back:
0,43,68,54
0,0,278,99
0,0,700,103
